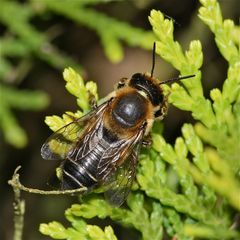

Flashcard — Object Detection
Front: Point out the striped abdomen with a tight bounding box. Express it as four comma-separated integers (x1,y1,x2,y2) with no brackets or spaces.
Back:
61,140,108,190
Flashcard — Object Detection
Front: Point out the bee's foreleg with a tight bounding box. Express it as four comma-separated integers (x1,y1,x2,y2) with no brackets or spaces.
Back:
142,135,152,147
117,77,128,89
88,91,98,110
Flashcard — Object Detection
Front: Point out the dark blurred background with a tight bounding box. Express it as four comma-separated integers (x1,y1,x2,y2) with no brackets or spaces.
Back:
0,0,239,239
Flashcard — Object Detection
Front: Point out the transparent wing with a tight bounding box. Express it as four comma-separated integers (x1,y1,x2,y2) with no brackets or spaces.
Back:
41,102,108,161
67,119,103,162
98,130,144,207
41,114,92,161
103,146,140,207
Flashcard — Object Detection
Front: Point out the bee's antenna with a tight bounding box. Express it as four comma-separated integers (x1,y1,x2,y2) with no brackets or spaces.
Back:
150,42,156,77
163,13,181,27
159,74,195,85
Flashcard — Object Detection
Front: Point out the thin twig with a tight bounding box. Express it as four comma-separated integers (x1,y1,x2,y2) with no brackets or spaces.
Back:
12,167,25,240
8,166,87,195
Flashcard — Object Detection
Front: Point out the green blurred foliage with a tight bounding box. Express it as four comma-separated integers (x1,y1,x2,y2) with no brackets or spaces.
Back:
39,0,240,239
0,85,49,147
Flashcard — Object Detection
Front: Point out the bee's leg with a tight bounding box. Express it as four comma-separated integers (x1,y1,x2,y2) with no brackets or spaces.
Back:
64,91,97,121
117,77,128,89
159,101,168,120
142,135,152,147
155,93,169,120
64,113,78,122
88,91,98,110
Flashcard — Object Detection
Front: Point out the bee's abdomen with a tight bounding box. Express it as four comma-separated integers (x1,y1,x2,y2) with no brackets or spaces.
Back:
62,142,106,190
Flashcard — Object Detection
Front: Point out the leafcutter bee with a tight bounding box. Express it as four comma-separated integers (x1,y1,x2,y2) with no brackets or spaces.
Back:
41,43,195,206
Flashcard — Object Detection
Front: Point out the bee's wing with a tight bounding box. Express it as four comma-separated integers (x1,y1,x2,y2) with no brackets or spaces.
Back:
103,145,141,207
41,102,108,161
98,130,144,207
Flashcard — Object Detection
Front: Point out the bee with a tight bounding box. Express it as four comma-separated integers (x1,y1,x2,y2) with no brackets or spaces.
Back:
41,43,194,206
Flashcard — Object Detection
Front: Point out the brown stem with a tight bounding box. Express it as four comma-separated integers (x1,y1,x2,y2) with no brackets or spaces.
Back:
12,174,25,240
8,166,87,195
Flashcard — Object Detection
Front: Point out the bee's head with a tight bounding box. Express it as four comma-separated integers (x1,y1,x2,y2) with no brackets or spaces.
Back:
129,73,164,107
